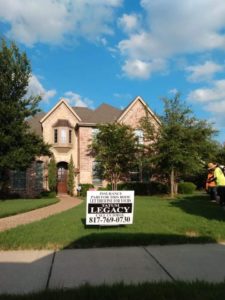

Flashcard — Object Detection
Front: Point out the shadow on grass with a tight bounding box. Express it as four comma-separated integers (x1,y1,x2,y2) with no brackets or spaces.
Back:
64,232,216,249
170,194,225,221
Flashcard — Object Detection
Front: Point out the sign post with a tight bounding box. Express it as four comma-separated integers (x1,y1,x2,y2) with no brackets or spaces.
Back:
86,190,134,226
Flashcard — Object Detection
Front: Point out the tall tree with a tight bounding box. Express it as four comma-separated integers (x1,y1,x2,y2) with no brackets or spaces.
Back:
141,93,217,197
0,39,49,194
90,123,138,190
67,155,75,196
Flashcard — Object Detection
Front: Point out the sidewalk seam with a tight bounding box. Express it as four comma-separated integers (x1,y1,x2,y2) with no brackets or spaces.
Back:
45,251,56,290
143,247,175,281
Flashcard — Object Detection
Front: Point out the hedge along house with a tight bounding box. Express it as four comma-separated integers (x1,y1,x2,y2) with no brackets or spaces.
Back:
10,96,160,197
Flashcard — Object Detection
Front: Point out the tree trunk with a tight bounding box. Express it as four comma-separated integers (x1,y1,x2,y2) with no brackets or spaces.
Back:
170,168,175,198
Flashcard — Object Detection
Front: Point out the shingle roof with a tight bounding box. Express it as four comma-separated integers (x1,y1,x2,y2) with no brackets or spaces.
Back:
73,103,122,124
27,112,46,136
72,107,94,122
88,103,122,123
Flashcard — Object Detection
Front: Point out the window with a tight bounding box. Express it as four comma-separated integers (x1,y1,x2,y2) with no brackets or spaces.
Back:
10,170,26,190
129,166,140,182
61,128,67,144
92,161,102,185
92,128,99,138
54,129,58,143
134,129,144,144
35,161,43,190
69,130,72,143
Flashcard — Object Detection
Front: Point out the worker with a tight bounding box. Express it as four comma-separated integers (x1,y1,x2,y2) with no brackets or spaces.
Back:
205,168,217,201
208,163,225,207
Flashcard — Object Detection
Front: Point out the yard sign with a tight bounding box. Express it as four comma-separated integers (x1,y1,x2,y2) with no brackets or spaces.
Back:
86,190,134,226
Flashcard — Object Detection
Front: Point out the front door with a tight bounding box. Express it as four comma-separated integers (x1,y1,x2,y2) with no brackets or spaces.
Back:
57,162,68,194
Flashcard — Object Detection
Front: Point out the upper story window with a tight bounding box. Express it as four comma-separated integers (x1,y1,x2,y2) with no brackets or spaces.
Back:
54,129,58,143
52,119,73,146
61,128,67,144
69,130,72,144
134,129,144,144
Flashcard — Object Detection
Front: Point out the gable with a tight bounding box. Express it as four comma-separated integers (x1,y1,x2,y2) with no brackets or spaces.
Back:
40,99,81,124
118,96,160,129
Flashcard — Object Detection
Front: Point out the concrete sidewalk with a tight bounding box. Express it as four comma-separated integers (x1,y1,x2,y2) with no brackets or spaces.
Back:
0,243,225,295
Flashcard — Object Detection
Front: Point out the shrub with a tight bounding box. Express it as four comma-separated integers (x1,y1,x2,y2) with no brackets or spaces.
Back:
107,181,168,195
48,157,57,192
40,191,56,198
79,184,94,197
67,156,75,196
97,187,109,191
178,182,196,194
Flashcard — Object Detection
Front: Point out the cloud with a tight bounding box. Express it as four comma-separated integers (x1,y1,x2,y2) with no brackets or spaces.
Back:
0,0,122,46
169,88,179,95
187,79,225,128
187,80,225,103
186,61,224,82
27,74,56,102
118,0,225,78
64,91,94,108
117,13,141,34
122,58,166,79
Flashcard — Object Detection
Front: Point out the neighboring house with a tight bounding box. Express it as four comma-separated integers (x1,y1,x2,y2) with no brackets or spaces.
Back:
10,96,160,196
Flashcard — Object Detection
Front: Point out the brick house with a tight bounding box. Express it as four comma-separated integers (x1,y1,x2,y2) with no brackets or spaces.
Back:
10,96,160,196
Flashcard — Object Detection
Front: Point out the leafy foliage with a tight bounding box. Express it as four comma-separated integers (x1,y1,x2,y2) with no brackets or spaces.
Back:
107,181,168,195
141,93,217,197
79,184,94,197
67,155,75,196
0,39,49,194
178,182,197,194
48,156,57,192
90,123,138,190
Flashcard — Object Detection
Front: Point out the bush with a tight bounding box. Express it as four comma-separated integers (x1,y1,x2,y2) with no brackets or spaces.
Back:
97,187,109,191
79,184,94,197
0,192,21,200
178,182,196,194
106,181,168,195
40,191,56,198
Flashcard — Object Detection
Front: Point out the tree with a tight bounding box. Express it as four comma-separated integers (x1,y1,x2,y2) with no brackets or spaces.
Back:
67,155,75,196
90,123,138,190
0,38,49,194
48,156,57,192
215,143,225,165
141,93,217,197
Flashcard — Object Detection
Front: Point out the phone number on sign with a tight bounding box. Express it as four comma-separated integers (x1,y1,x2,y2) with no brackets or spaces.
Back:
88,216,131,224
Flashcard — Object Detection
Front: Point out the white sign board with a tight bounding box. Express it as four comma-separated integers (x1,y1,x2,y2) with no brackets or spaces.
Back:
86,190,134,226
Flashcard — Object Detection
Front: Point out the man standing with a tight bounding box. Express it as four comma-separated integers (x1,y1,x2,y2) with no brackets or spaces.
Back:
208,163,225,207
206,169,217,201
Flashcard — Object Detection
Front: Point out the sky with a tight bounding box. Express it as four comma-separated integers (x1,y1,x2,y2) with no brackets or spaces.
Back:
1,0,225,142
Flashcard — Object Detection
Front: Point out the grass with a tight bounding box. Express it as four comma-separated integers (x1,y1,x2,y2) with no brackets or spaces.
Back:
0,193,225,249
0,198,59,218
0,282,225,300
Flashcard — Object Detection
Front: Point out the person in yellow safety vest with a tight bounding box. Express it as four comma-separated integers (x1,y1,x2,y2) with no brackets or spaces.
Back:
205,169,217,201
208,163,225,207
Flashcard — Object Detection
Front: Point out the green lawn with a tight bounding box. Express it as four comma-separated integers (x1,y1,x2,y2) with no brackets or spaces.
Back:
0,193,225,249
1,282,225,300
0,198,59,218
